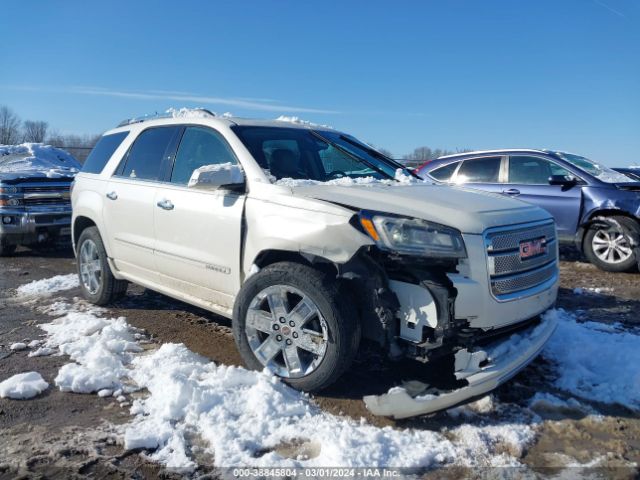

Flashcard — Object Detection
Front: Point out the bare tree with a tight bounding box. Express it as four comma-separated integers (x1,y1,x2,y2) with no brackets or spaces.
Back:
0,106,21,144
22,120,49,143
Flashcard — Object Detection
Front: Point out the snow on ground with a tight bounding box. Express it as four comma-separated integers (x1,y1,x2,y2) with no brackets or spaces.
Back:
25,286,535,470
543,309,640,409
0,143,80,176
17,276,640,471
16,274,79,297
0,372,49,399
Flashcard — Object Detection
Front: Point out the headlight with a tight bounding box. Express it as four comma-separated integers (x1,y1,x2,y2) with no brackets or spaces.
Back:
359,211,467,258
0,186,20,194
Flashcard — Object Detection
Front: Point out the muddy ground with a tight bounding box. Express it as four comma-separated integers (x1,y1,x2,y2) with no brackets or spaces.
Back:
0,246,638,478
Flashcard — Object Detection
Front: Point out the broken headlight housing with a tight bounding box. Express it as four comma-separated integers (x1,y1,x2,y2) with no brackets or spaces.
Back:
359,211,467,259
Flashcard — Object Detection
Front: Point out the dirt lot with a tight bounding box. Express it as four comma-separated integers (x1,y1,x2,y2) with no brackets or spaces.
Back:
0,246,639,478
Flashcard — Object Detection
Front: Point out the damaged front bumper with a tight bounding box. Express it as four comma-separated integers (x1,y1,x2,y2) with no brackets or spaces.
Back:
363,313,558,419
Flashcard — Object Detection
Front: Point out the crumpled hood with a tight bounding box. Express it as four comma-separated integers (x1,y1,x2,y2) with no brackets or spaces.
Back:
291,183,552,234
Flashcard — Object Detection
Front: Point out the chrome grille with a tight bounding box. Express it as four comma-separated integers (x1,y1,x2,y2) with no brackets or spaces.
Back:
491,262,557,295
485,220,558,300
21,182,71,207
24,197,71,206
486,223,556,252
490,239,557,276
23,184,70,194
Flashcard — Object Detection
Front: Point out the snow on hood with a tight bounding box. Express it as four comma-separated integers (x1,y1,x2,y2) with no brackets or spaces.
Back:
0,143,81,178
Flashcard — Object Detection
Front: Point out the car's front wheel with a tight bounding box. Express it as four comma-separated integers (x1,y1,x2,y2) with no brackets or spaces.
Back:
76,226,128,304
232,261,360,392
584,216,639,272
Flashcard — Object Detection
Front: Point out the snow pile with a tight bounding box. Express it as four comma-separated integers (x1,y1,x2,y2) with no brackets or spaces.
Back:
26,283,535,470
166,107,215,119
543,309,640,409
275,169,420,187
0,372,49,399
188,162,244,188
40,311,142,393
9,342,27,351
124,343,534,469
0,143,80,176
23,271,640,471
16,274,79,297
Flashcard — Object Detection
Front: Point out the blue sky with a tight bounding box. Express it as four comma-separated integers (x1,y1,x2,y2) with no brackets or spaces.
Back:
1,0,638,163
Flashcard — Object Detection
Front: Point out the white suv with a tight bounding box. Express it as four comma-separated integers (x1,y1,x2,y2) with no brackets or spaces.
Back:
72,110,559,418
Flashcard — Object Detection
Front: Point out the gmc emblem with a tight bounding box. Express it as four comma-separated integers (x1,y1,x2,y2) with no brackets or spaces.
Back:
520,237,547,260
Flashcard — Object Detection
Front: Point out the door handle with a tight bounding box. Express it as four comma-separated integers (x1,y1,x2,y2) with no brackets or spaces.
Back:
156,199,174,210
502,188,521,196
106,191,118,200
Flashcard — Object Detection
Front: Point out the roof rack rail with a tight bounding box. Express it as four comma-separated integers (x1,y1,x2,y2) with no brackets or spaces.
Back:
116,108,216,127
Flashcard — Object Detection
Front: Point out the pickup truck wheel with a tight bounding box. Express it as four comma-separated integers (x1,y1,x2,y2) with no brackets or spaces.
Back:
77,227,128,305
584,216,639,272
0,243,17,256
233,262,360,392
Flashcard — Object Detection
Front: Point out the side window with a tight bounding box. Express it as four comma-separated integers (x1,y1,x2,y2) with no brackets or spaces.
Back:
119,126,180,181
170,127,237,185
456,157,501,183
82,131,129,174
429,162,459,181
509,156,571,184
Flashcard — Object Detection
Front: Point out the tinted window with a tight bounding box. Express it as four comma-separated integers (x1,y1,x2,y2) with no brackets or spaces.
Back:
456,157,501,183
82,132,128,174
509,156,571,184
429,162,459,181
170,127,237,184
120,127,179,181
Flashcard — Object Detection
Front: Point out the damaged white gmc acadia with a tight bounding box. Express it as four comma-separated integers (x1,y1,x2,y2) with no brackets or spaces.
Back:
71,110,559,418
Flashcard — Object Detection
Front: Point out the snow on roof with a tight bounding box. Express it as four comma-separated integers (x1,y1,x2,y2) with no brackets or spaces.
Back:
274,115,333,129
0,143,81,177
165,107,216,119
437,148,546,160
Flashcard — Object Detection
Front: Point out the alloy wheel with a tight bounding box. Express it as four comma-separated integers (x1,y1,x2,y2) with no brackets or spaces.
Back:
79,239,102,294
591,228,633,264
245,285,328,378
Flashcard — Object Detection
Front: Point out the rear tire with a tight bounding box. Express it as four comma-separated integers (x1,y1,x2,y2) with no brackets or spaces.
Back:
76,227,128,305
584,216,639,272
232,261,360,392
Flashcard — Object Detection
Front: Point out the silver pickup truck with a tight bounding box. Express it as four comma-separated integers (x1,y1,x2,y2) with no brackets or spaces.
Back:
0,144,80,255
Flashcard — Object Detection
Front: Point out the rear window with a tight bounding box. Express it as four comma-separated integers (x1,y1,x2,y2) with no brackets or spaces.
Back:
82,132,129,174
117,126,181,181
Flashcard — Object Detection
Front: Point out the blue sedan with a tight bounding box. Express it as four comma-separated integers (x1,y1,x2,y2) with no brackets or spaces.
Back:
418,149,640,272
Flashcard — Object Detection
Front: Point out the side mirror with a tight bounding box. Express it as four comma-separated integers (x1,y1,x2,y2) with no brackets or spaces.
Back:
188,163,244,190
548,174,577,186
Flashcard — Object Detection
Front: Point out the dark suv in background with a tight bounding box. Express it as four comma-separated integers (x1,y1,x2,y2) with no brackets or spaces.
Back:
418,149,640,272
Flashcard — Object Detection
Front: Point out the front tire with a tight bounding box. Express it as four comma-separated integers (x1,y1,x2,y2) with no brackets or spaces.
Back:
232,261,360,392
76,227,128,305
584,216,639,272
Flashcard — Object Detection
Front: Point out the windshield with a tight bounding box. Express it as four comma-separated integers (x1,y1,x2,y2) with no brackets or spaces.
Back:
231,126,411,183
554,152,634,183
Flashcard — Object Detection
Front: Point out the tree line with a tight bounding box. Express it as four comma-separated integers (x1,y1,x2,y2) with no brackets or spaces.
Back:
0,105,100,161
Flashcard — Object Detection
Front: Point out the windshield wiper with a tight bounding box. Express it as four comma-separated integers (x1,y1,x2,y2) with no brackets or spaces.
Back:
309,130,396,181
338,135,419,179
